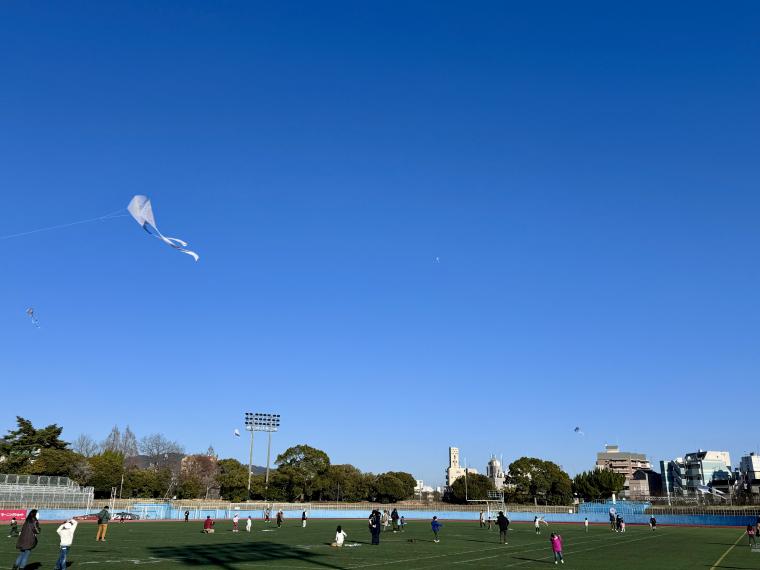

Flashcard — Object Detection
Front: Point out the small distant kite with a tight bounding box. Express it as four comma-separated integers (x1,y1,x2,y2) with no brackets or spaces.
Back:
233,429,241,438
574,427,585,436
434,256,440,263
127,195,199,261
26,308,40,328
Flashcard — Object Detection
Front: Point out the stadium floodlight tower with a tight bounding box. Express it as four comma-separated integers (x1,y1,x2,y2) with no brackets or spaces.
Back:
244,412,256,495
252,413,281,494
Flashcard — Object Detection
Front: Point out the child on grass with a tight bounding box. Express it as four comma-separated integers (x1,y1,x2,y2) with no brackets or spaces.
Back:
550,533,564,565
431,516,443,543
331,525,348,547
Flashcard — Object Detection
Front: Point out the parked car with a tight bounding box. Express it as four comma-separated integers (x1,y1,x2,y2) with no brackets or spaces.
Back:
114,512,140,520
74,511,140,521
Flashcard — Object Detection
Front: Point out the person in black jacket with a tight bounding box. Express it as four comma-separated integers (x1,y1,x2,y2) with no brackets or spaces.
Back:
369,510,381,545
496,511,510,544
13,510,40,570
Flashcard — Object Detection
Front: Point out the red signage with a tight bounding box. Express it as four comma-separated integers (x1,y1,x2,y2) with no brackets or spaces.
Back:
0,509,26,521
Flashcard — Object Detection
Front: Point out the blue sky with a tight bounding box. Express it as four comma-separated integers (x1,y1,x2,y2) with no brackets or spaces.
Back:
1,1,759,486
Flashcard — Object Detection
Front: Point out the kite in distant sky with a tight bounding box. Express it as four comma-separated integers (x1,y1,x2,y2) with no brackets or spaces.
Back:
233,429,241,438
127,195,199,261
26,308,40,328
574,427,585,436
434,256,440,263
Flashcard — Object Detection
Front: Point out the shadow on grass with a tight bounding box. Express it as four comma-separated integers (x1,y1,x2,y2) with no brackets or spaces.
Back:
509,556,553,565
148,541,345,570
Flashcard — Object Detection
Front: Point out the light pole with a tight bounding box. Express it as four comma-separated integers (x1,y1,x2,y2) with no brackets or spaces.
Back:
251,413,281,495
243,413,281,499
245,412,256,496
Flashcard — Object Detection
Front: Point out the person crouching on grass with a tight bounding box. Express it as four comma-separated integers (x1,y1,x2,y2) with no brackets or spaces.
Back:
431,516,442,543
550,532,564,565
54,519,78,570
8,517,19,538
202,516,215,534
331,525,348,547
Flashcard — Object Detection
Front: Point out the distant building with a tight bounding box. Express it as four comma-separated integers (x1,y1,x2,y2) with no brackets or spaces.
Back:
661,451,732,496
684,450,731,494
739,453,760,496
486,455,506,489
446,447,478,487
660,458,687,497
628,468,662,499
596,445,651,496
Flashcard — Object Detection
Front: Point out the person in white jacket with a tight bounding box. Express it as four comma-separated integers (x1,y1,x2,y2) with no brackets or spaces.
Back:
55,519,78,570
331,525,348,547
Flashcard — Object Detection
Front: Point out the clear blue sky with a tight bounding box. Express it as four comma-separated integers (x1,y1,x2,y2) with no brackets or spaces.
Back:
1,1,758,486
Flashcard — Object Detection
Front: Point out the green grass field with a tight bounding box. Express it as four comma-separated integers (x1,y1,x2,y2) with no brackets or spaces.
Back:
1,519,757,569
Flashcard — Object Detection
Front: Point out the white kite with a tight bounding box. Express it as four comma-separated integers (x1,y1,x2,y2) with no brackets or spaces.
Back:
127,195,199,261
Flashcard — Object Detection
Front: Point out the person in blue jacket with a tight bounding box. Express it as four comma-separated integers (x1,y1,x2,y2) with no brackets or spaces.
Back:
431,516,443,543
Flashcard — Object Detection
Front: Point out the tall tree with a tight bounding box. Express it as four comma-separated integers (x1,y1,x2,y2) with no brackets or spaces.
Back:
71,434,100,458
572,469,625,500
448,474,495,504
121,426,139,457
275,445,330,501
181,454,219,498
23,448,89,482
87,451,125,498
216,458,249,502
507,457,573,505
102,426,122,453
139,433,184,466
0,416,69,472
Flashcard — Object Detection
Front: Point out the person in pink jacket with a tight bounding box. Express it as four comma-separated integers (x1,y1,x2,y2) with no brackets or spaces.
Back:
550,533,564,565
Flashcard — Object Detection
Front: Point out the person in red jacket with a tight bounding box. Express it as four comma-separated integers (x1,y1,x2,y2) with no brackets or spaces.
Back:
202,516,215,534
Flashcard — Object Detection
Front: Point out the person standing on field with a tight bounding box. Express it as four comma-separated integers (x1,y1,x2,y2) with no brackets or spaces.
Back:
184,510,190,522
54,518,78,570
246,516,252,532
95,505,111,542
550,532,564,565
391,508,399,532
496,511,509,544
232,514,239,533
13,509,40,570
748,525,757,548
431,516,443,543
301,510,308,528
584,517,588,532
369,510,381,545
479,511,485,528
276,510,283,528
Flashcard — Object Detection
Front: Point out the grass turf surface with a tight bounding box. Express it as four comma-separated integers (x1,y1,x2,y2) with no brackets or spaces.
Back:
1,520,757,569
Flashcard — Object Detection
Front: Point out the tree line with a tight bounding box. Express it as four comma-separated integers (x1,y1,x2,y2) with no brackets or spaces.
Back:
445,458,625,505
0,418,417,502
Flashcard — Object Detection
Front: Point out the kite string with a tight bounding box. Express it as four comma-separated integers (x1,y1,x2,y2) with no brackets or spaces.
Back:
0,209,129,241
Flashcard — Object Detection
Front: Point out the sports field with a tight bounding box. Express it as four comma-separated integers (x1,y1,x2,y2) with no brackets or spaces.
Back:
2,520,757,569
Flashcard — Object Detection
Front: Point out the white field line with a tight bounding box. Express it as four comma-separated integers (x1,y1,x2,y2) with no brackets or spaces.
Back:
709,531,746,570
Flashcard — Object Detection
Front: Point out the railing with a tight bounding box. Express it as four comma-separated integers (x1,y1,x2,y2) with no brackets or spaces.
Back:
0,474,78,487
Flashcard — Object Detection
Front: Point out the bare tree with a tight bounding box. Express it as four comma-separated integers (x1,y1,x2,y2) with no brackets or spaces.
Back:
139,433,184,466
102,426,121,452
71,434,100,458
122,426,139,457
